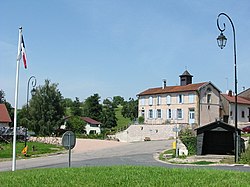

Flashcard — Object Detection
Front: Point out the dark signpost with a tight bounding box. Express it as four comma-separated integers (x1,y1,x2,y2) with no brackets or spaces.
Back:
62,131,76,167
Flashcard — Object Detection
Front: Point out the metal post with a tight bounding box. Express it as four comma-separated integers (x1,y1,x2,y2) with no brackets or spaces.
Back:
68,133,71,167
217,12,238,162
26,76,36,147
175,127,178,158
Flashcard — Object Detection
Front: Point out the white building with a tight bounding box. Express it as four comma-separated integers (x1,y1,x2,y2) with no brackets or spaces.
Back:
221,90,250,126
137,71,221,127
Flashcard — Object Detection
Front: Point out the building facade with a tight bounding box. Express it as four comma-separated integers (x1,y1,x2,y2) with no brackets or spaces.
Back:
137,71,221,126
221,90,250,125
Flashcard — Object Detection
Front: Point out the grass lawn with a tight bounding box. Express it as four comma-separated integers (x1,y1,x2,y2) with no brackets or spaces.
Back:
0,166,249,187
115,106,131,131
0,142,64,160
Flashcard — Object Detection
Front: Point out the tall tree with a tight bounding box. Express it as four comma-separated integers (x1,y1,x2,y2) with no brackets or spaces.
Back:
113,96,125,107
28,80,65,135
83,94,102,122
0,89,6,103
102,98,117,129
121,98,138,121
71,97,83,116
62,98,73,108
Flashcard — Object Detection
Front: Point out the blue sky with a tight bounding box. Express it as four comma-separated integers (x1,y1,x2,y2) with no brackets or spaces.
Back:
1,0,250,108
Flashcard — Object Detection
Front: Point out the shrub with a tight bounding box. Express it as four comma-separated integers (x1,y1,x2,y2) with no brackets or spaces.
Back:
138,116,144,124
239,145,250,165
179,128,196,155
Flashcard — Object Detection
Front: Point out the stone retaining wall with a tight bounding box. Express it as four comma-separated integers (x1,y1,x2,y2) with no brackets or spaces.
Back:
29,136,62,145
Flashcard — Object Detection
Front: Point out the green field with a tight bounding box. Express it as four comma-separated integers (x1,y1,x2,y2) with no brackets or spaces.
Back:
115,106,131,131
0,166,249,187
0,142,64,160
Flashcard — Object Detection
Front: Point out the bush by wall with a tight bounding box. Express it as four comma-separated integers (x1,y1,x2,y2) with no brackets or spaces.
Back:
179,128,197,155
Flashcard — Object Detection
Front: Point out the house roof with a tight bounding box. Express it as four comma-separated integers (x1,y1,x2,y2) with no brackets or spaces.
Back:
196,120,241,133
0,104,11,123
81,117,101,125
221,94,250,105
137,82,208,96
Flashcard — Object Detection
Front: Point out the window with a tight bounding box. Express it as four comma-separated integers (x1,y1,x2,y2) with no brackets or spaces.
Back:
242,111,245,118
167,109,172,119
167,95,171,105
140,98,145,106
177,109,183,119
149,109,153,119
149,96,153,106
178,94,184,104
189,94,194,103
207,94,211,104
141,110,145,117
157,109,162,118
157,96,161,105
230,111,233,116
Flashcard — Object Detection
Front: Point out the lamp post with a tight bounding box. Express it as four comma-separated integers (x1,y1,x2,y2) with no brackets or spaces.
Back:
25,76,37,147
216,13,238,162
27,76,37,109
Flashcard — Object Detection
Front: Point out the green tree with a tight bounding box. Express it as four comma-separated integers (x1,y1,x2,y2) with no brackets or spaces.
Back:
62,98,73,108
71,97,83,116
66,116,86,133
17,106,29,128
102,99,117,129
83,94,102,122
113,96,125,107
29,80,65,136
121,98,138,121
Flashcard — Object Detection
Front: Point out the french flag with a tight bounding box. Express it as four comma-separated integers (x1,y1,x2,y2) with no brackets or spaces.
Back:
21,35,27,69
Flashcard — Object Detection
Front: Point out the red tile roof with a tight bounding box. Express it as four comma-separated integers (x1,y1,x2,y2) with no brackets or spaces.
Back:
0,104,12,123
138,82,208,96
81,117,101,125
222,94,250,105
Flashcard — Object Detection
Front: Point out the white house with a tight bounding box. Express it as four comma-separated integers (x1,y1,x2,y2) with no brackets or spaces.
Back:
81,117,101,135
221,90,250,126
137,71,221,127
62,116,101,135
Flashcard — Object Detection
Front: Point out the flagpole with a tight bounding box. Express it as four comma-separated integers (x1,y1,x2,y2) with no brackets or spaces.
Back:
12,27,22,171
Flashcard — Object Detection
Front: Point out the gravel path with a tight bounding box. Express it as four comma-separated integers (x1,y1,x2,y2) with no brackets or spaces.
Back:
72,139,128,153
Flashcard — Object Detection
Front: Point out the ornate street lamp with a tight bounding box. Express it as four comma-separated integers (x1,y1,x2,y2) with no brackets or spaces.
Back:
27,76,37,110
25,76,37,147
217,13,239,162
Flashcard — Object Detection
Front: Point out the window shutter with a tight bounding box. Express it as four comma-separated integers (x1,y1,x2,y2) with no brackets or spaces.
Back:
167,109,169,119
181,109,184,119
149,96,153,105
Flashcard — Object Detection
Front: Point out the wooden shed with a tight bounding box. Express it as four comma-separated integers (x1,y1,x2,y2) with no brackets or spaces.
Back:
196,121,241,155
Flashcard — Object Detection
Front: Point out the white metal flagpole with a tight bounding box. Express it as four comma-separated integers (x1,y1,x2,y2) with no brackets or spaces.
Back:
12,27,22,171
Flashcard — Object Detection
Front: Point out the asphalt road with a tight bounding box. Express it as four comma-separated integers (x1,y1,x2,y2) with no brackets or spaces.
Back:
1,140,250,172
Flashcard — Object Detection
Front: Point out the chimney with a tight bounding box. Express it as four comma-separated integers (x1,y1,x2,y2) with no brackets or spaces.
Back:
162,79,167,89
228,90,233,97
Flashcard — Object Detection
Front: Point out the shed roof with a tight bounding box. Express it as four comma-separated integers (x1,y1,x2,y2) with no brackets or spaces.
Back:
196,120,241,133
0,104,11,123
